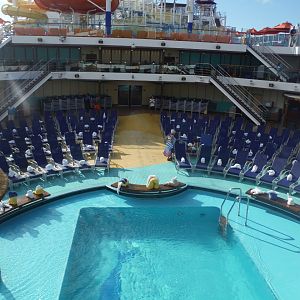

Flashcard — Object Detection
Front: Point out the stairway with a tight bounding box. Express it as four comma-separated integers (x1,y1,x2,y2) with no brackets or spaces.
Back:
247,44,292,82
0,60,53,121
208,65,268,125
0,36,12,49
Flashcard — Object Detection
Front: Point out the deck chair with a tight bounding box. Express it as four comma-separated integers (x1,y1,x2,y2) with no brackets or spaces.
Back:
174,142,192,171
70,144,92,170
209,147,231,175
95,142,110,171
32,148,61,177
225,149,249,177
194,146,212,172
274,161,300,191
12,152,43,181
241,152,268,181
50,144,76,173
0,154,26,186
257,157,287,186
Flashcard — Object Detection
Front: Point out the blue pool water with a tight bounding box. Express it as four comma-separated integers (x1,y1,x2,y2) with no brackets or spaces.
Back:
60,207,275,300
0,189,299,299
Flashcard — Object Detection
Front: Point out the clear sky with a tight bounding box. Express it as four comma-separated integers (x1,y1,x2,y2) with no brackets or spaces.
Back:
0,0,299,30
217,0,300,31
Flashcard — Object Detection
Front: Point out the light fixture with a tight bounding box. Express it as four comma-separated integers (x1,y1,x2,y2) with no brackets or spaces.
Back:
74,74,79,78
59,36,66,42
37,37,43,42
216,45,221,49
161,41,166,46
269,83,274,87
98,39,103,44
181,76,186,81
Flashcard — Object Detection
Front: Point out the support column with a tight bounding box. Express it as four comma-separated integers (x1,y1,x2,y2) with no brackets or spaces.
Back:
105,0,112,36
187,0,193,33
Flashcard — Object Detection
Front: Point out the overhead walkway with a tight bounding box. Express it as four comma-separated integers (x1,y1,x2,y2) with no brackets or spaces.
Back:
247,44,293,82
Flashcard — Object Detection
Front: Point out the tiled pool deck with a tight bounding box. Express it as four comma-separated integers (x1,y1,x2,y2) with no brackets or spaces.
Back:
5,162,300,205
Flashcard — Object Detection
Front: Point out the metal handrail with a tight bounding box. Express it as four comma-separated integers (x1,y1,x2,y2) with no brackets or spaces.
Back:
205,64,266,122
0,60,44,99
214,65,268,115
0,60,53,112
220,187,242,218
256,44,293,70
220,189,250,229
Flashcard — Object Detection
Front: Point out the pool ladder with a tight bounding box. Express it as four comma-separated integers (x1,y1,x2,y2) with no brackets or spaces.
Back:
219,188,250,235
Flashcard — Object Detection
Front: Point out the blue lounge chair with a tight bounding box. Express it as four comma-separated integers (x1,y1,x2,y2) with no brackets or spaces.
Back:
50,144,76,173
70,144,92,170
257,157,287,186
274,161,300,191
209,147,231,175
0,139,12,156
65,132,76,146
174,142,192,171
32,148,60,177
0,154,26,186
241,153,268,181
225,149,249,177
12,152,43,181
195,146,212,171
95,142,110,171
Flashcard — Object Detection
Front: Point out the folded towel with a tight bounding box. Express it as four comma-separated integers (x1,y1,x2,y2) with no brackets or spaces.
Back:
79,160,87,166
62,159,69,166
217,159,222,166
232,149,238,155
260,143,264,148
248,150,253,157
200,157,206,164
245,139,251,144
287,174,293,181
99,157,106,163
180,157,186,163
8,168,19,178
45,164,54,171
27,166,34,172
230,163,241,169
268,170,275,176
251,165,258,173
257,132,261,137
250,188,263,195
244,132,249,137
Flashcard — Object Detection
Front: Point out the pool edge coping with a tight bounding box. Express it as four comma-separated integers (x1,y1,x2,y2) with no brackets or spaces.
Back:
1,184,300,224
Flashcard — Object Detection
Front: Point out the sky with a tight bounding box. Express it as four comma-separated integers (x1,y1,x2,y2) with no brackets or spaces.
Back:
0,0,299,30
217,0,300,30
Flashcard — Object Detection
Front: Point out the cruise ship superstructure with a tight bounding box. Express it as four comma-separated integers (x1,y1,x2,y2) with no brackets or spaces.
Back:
0,0,299,126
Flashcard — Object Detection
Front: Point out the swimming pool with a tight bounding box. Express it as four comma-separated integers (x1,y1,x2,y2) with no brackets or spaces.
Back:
0,189,300,299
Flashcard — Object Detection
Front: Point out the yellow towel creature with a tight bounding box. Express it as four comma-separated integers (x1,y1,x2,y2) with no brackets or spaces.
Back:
146,175,160,190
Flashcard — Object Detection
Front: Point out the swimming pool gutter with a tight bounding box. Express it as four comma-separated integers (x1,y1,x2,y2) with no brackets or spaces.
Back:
0,185,299,224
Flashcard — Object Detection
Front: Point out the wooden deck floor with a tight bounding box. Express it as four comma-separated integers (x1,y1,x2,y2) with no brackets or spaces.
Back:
110,111,166,168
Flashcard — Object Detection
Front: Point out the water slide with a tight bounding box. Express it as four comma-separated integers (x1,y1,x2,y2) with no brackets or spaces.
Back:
34,0,120,14
1,0,47,20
